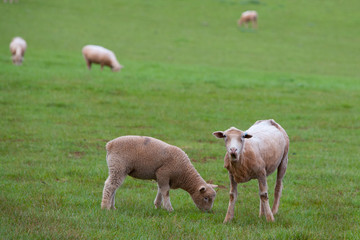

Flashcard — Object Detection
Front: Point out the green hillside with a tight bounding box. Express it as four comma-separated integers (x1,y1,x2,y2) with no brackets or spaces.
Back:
1,0,359,239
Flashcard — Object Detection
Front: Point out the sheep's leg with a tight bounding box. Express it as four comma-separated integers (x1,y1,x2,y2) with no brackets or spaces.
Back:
253,20,258,29
86,60,92,70
154,185,163,209
101,64,104,71
224,173,238,223
272,154,288,215
258,174,274,222
101,174,126,210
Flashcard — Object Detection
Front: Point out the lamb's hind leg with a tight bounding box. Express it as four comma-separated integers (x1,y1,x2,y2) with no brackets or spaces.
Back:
101,173,126,210
154,185,163,209
272,154,288,215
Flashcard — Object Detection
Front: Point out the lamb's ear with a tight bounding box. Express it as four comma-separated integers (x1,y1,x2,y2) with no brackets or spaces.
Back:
210,184,218,189
213,131,225,138
242,133,253,139
199,186,206,193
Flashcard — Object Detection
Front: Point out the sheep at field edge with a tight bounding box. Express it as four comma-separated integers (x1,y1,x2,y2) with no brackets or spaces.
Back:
101,136,217,212
4,0,19,3
9,37,27,65
238,10,258,29
82,45,123,72
213,119,289,222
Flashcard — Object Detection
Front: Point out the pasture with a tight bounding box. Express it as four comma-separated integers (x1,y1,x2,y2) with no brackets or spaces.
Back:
1,0,359,239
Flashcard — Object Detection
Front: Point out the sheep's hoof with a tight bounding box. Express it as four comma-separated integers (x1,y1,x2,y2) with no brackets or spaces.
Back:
223,218,232,224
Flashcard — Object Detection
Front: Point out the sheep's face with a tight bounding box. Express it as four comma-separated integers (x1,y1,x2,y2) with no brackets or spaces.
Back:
112,64,123,72
192,185,216,211
213,127,252,162
12,55,23,65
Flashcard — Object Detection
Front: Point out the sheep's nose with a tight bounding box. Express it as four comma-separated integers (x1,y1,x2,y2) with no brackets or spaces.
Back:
229,147,237,154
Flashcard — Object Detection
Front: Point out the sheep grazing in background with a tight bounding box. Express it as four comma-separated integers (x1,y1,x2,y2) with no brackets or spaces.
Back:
82,45,123,72
9,37,27,65
101,136,217,212
4,0,19,3
238,10,258,29
213,119,289,222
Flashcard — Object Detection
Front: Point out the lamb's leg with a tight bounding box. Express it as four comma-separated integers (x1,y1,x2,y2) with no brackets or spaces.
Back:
159,184,173,212
258,173,274,221
154,185,163,209
101,173,126,210
272,154,288,215
224,173,238,223
101,64,104,71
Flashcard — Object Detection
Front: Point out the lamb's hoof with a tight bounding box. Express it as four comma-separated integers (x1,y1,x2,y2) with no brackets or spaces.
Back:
266,215,275,222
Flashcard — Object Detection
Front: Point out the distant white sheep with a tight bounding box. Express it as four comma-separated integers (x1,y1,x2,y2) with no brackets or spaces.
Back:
101,136,217,212
213,119,289,222
238,10,258,29
9,37,27,65
82,45,123,72
4,0,19,3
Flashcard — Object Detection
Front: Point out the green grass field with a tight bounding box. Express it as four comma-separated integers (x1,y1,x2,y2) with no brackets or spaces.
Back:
1,0,359,239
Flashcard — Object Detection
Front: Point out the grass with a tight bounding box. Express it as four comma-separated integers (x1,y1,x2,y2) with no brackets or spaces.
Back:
1,0,360,239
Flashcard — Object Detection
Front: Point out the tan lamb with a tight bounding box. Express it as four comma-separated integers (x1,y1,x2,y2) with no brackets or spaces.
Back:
238,10,258,29
9,37,27,65
101,136,217,212
213,119,289,222
82,45,123,72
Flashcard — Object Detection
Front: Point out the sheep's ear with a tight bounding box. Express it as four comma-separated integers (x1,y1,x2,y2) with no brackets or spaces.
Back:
210,184,218,189
242,133,253,139
213,131,225,138
199,186,206,193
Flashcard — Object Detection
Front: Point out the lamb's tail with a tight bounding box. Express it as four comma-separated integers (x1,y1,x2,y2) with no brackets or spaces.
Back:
106,140,113,152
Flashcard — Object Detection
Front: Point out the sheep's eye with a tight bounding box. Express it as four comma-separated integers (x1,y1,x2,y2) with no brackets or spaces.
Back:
204,197,209,202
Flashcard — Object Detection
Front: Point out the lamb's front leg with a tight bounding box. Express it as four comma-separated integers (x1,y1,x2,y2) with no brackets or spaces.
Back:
258,173,274,222
154,185,163,209
224,173,238,223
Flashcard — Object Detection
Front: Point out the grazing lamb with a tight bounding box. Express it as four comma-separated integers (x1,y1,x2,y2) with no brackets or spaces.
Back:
101,136,217,212
238,10,258,29
82,45,123,72
213,119,289,222
9,37,27,65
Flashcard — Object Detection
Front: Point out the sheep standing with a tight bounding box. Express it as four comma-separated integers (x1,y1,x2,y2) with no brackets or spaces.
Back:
82,45,123,72
213,119,289,222
238,10,258,29
9,37,27,65
101,136,217,212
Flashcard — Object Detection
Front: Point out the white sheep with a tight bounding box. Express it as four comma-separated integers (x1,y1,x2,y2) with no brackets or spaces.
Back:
101,136,217,212
82,45,123,72
213,119,289,222
238,10,258,29
9,37,27,65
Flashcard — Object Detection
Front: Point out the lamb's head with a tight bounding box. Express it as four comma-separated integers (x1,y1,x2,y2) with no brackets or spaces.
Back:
191,184,217,211
213,127,252,162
